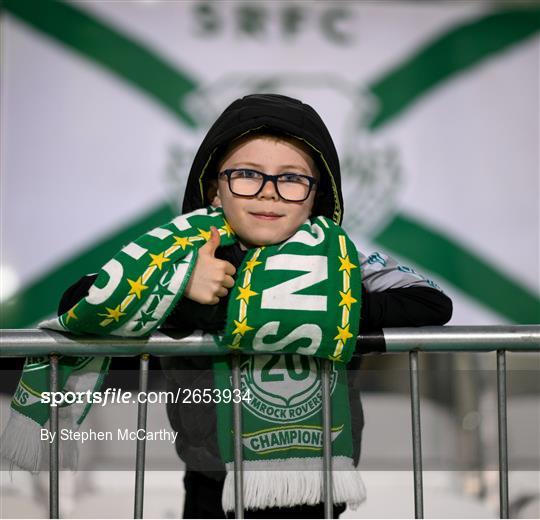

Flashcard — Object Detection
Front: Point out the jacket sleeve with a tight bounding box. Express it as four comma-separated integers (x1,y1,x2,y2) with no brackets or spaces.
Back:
358,251,453,351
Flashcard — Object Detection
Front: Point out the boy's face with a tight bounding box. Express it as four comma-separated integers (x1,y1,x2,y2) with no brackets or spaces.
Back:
212,136,318,248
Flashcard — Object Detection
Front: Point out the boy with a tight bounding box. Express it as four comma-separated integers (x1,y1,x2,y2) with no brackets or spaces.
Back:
57,94,452,518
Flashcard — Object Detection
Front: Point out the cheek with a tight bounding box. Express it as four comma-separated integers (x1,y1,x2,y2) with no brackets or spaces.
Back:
297,199,315,223
220,197,245,231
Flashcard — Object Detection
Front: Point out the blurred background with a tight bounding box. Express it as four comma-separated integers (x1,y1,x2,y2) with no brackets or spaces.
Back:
1,0,539,518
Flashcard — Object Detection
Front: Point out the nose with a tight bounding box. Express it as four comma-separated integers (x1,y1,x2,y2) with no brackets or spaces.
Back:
257,176,280,201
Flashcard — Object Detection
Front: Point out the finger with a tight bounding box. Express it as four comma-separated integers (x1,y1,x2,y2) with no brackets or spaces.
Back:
216,286,228,298
222,275,235,289
201,226,221,256
223,261,236,276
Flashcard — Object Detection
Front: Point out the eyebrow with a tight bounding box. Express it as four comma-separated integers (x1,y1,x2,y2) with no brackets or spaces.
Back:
230,162,312,175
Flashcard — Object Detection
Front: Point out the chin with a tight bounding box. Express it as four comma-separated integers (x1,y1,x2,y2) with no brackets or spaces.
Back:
241,233,284,248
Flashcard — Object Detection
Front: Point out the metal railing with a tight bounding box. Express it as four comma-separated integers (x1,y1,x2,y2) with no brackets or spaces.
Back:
1,325,539,519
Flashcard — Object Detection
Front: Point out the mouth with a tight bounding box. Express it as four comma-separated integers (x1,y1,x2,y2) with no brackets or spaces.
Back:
249,211,284,221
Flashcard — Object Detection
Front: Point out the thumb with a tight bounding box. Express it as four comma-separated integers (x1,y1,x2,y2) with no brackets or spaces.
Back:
201,226,221,256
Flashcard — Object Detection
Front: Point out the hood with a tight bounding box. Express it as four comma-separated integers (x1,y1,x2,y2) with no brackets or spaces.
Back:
181,93,343,224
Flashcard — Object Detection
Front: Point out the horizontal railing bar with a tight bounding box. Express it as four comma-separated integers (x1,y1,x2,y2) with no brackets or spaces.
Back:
0,326,538,357
382,325,540,352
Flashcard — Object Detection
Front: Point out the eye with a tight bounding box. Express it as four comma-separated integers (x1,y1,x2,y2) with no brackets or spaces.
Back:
233,169,260,179
280,173,309,184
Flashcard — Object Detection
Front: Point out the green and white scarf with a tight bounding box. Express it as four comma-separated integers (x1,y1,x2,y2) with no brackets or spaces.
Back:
1,206,365,509
214,212,366,510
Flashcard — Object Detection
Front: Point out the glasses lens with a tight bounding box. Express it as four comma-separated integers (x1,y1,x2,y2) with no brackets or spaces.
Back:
277,174,312,201
229,170,264,196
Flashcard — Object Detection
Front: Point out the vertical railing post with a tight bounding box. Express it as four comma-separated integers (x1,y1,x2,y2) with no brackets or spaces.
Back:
496,350,509,519
409,351,424,519
134,354,149,519
232,353,244,519
321,359,334,519
49,354,59,519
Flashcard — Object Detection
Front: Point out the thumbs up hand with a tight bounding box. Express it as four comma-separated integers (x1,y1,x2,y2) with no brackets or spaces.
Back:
183,226,237,305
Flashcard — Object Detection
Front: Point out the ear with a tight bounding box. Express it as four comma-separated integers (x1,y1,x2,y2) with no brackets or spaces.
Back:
207,179,222,208
210,192,222,208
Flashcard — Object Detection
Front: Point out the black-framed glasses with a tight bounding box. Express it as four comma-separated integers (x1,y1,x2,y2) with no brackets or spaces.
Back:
218,168,318,202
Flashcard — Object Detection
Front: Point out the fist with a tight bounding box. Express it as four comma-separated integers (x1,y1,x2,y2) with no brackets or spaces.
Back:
183,226,236,305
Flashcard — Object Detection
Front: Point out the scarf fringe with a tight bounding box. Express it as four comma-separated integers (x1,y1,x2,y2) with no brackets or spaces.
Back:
0,410,79,473
222,457,366,512
0,410,43,472
1,357,108,473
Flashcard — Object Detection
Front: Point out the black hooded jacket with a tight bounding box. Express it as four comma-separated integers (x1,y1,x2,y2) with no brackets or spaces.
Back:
59,94,452,480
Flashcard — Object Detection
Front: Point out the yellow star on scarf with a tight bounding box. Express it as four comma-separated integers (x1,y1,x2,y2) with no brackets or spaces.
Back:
329,354,343,362
236,284,258,304
243,257,262,273
338,289,357,310
127,277,149,299
149,252,170,270
334,323,353,344
197,228,211,241
338,255,357,275
66,306,78,323
173,235,193,250
232,318,254,336
98,305,126,322
221,221,234,238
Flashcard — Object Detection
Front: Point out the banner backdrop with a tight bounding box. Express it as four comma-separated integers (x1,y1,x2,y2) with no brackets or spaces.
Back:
1,0,539,327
